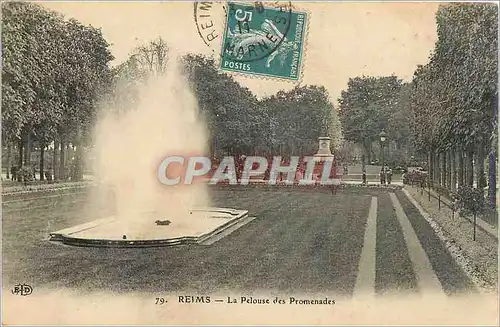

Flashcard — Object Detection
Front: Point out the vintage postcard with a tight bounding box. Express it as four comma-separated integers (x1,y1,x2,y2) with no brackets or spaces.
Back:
1,0,499,325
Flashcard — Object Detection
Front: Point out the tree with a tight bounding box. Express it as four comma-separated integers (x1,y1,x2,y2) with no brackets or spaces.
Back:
2,2,114,182
457,186,486,241
408,3,497,204
434,4,497,191
112,37,169,103
132,38,169,79
60,19,114,181
2,2,68,180
261,85,337,156
181,54,338,157
2,2,54,168
388,83,412,153
338,75,403,163
181,54,262,156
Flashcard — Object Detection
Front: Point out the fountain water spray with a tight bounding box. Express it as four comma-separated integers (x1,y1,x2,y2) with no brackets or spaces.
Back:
88,55,210,238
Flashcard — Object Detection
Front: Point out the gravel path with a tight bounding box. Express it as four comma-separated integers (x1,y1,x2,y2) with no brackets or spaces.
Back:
404,186,498,291
395,191,478,295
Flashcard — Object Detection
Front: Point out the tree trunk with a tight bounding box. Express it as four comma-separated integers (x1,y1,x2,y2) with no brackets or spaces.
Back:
66,143,71,180
451,149,456,192
435,152,441,185
23,138,29,166
473,213,477,241
6,143,11,179
72,129,84,182
39,144,45,181
366,142,372,163
458,150,464,187
53,139,60,181
432,152,436,183
442,152,446,187
446,150,451,189
466,148,474,187
24,131,32,167
488,145,496,208
18,137,24,168
440,152,443,186
428,149,434,187
59,139,66,181
477,140,486,190
441,151,447,187
387,141,391,161
488,92,497,208
463,151,467,183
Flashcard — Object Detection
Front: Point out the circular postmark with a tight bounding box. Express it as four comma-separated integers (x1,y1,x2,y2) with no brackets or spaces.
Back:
194,1,293,63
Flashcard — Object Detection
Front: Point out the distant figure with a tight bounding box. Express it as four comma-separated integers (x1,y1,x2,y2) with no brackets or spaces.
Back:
387,168,393,184
10,166,18,181
295,169,303,183
380,168,386,184
362,169,367,185
264,168,270,180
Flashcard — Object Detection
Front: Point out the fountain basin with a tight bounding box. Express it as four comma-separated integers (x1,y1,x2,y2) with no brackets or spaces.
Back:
49,208,252,248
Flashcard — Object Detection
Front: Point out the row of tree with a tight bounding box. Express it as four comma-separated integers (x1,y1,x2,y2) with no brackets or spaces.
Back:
181,54,342,157
338,3,497,207
2,1,114,181
2,2,342,183
409,3,497,207
114,51,342,158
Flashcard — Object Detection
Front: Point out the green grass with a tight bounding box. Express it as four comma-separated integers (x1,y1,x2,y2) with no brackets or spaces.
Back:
2,185,476,295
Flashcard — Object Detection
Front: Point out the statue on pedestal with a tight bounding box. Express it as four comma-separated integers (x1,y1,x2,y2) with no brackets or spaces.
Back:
313,136,334,161
313,136,336,181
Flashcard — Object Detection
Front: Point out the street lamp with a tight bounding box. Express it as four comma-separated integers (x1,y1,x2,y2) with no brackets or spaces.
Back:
379,130,387,184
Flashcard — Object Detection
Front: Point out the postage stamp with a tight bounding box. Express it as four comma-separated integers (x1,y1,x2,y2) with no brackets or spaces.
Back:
219,2,307,81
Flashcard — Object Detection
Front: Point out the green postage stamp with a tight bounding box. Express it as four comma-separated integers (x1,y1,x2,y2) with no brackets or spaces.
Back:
219,2,307,81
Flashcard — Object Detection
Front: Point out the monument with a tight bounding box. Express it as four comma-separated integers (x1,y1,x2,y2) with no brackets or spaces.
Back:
311,136,339,186
313,136,335,162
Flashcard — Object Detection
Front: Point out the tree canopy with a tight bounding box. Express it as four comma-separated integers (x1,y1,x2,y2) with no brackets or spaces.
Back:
338,75,405,162
2,1,113,180
180,54,340,157
410,3,498,153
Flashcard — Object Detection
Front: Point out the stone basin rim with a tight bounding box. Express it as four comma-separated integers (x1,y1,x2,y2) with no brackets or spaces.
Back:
48,207,249,248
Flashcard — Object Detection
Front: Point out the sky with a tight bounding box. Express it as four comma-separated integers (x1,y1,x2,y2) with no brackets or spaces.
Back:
42,1,442,103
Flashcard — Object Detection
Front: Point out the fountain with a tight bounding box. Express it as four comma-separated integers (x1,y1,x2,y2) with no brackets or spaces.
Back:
48,207,251,247
49,56,253,248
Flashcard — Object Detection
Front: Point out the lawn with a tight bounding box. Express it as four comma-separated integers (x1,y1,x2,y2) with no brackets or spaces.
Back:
2,185,476,296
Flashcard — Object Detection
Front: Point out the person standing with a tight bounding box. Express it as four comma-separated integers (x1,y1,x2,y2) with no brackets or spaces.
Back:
387,168,393,185
380,167,386,184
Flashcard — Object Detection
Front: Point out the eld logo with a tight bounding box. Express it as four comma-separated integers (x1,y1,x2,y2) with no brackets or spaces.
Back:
178,295,211,303
11,283,33,296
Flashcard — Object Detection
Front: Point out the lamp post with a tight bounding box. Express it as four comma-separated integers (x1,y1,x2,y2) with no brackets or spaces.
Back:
379,130,387,184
